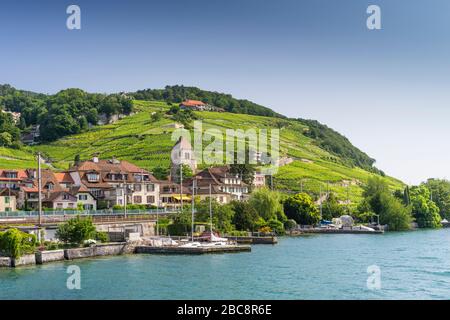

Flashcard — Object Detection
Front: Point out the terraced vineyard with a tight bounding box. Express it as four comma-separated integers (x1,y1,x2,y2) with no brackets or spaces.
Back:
0,99,403,204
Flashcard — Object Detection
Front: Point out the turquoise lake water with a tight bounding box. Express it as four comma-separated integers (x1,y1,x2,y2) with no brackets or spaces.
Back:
1,229,450,300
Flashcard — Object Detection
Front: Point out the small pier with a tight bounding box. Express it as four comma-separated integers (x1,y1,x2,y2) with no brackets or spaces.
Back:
299,228,384,235
226,236,278,244
135,245,251,255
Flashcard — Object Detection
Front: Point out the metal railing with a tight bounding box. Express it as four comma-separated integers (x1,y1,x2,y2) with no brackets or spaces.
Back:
0,208,179,218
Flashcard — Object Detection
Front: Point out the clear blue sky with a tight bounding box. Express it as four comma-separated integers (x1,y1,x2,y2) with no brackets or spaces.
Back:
1,0,449,184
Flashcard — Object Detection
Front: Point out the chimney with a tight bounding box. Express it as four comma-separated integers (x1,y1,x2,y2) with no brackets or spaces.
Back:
92,152,100,163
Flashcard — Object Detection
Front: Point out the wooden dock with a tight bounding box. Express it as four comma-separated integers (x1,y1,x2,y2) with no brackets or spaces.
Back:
299,228,384,235
135,245,251,255
225,236,278,244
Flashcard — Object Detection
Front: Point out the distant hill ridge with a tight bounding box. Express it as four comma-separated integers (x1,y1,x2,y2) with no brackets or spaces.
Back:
128,85,285,118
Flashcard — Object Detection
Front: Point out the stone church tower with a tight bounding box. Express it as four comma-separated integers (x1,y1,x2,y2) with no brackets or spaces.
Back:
170,136,197,181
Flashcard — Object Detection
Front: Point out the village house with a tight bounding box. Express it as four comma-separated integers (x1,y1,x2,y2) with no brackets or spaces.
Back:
179,100,224,112
252,172,266,188
0,169,29,190
67,156,160,208
159,181,190,209
190,166,249,202
68,185,97,210
1,109,21,124
179,99,207,111
0,189,18,212
160,166,250,208
21,125,40,145
12,169,96,211
42,191,78,210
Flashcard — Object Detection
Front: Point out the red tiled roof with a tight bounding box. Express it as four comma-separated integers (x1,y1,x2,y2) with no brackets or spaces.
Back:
55,172,74,184
0,188,19,197
180,100,206,107
63,185,94,197
43,191,77,202
0,169,28,181
69,159,159,189
22,187,39,193
40,169,64,191
70,159,150,174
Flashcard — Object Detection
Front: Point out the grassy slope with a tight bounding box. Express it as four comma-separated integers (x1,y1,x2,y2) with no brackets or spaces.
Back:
0,100,403,203
0,147,42,169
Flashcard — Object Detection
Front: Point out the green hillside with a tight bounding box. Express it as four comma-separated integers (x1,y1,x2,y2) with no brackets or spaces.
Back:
0,146,40,169
2,100,403,205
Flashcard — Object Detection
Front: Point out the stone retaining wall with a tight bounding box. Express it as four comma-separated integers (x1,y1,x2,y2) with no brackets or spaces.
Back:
36,250,65,264
64,242,138,260
2,242,141,267
94,243,127,256
0,257,11,267
11,254,36,267
64,247,95,260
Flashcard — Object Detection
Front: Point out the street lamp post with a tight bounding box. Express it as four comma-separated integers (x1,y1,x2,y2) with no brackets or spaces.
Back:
191,178,196,242
37,152,42,226
123,178,127,219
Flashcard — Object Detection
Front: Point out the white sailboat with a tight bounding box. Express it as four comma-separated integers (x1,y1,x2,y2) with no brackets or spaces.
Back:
179,178,202,248
201,184,228,247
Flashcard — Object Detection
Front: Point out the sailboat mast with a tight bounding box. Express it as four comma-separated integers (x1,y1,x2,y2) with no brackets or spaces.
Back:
180,164,183,210
209,184,213,238
191,178,195,242
37,152,42,226
319,184,323,220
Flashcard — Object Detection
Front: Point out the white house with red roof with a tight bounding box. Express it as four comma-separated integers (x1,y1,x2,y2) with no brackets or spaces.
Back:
179,99,206,111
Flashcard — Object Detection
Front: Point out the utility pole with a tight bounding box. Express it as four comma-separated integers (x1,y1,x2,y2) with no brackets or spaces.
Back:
123,178,127,219
191,178,196,242
300,179,303,193
209,184,213,237
346,184,350,215
319,184,323,220
180,164,183,211
37,152,42,226
157,200,161,236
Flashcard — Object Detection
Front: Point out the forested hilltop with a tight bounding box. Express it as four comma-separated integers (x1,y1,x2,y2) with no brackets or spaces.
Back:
0,84,132,143
129,85,284,118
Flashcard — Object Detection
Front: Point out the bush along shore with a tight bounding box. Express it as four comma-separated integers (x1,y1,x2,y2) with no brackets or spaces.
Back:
0,217,138,268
